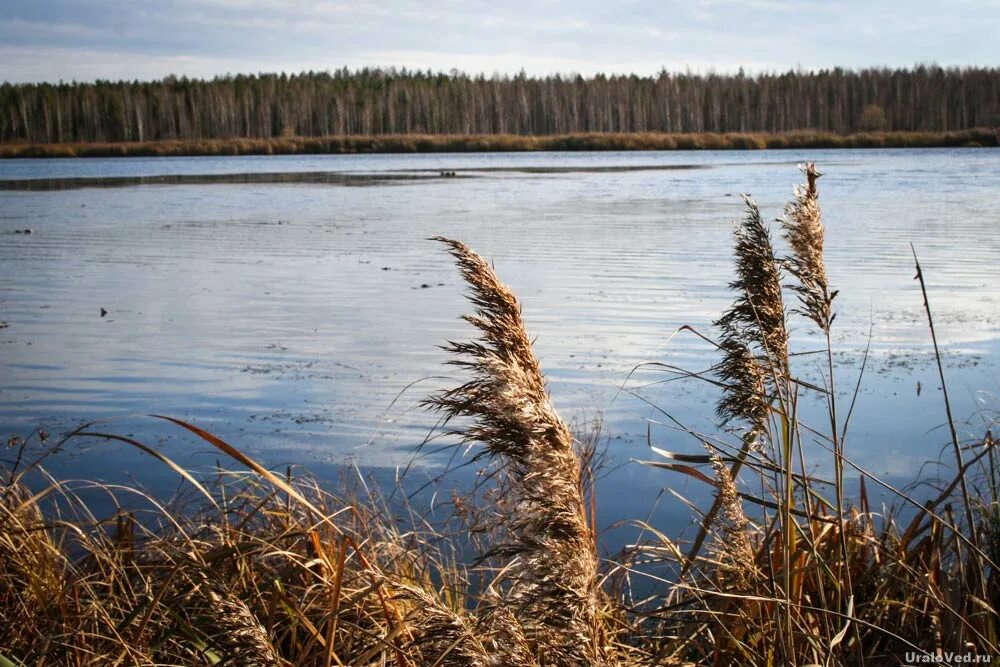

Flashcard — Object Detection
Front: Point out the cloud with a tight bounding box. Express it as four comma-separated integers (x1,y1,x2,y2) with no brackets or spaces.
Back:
0,45,332,82
353,50,775,77
0,0,997,83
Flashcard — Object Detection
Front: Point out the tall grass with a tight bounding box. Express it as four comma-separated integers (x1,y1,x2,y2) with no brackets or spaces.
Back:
424,238,614,665
1,166,997,666
632,166,997,665
1,128,998,158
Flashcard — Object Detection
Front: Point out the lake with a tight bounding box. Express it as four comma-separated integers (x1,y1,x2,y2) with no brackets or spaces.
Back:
2,148,998,540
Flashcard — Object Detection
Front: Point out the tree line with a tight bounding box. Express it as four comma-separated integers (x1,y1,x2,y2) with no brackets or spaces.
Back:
2,66,998,144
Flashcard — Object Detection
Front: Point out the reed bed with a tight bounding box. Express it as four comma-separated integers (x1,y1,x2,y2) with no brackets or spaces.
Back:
1,128,998,158
2,165,997,666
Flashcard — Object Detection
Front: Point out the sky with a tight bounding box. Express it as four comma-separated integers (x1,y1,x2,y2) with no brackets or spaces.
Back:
1,0,998,84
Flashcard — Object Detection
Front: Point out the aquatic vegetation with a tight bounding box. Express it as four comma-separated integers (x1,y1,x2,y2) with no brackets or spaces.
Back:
1,128,999,158
1,165,997,666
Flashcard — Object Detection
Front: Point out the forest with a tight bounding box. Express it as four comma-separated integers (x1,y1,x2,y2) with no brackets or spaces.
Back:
2,65,999,144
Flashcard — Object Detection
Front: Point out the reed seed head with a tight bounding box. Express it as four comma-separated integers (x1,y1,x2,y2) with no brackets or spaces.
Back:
178,567,282,667
426,237,608,666
707,449,758,589
714,333,769,447
716,196,789,372
714,196,789,439
782,162,836,332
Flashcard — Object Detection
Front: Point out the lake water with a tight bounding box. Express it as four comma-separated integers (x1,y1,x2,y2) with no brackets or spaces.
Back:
2,149,999,540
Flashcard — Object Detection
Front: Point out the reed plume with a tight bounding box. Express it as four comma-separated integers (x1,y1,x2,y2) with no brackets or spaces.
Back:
706,449,758,589
716,196,788,372
426,237,608,666
176,566,282,667
714,335,769,449
390,583,497,667
782,162,836,331
714,195,789,441
782,161,855,628
475,600,540,667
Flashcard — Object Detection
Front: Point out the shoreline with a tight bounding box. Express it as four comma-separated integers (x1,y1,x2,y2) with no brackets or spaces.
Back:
2,128,997,158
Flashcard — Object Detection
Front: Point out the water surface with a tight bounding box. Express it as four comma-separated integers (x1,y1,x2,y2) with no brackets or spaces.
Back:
2,149,998,538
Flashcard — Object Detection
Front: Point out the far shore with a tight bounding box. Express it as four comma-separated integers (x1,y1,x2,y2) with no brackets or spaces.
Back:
1,128,998,159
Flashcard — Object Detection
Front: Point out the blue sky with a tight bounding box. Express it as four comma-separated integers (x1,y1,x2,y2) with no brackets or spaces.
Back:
2,0,998,83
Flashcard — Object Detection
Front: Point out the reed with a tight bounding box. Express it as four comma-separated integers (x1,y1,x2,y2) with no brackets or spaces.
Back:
782,163,834,333
425,237,612,666
1,128,998,158
637,163,997,665
2,166,997,666
716,195,790,405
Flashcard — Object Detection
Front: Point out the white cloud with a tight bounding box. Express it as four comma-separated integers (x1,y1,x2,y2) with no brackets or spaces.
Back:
0,0,996,82
0,40,782,84
0,17,104,39
354,50,778,77
0,45,342,82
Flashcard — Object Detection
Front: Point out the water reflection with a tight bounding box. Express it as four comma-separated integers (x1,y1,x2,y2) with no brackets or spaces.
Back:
1,148,998,539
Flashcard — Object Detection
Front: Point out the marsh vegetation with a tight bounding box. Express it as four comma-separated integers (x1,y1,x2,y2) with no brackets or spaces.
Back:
2,128,999,158
2,164,996,666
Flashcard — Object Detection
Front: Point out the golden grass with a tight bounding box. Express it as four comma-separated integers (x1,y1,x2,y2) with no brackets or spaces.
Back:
425,238,614,665
2,166,997,666
0,448,500,666
0,128,998,158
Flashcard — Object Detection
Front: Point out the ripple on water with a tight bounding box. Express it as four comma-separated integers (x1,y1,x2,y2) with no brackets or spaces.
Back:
1,148,999,534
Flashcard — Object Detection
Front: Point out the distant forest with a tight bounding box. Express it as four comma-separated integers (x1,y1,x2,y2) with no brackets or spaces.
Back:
2,66,999,144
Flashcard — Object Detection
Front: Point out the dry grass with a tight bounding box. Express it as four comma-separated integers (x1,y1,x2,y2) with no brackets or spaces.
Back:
0,455,496,666
2,165,997,666
424,238,614,666
1,128,998,158
633,166,996,666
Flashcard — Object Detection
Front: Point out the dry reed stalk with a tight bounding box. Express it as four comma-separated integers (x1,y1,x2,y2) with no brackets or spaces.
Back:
685,197,789,569
680,198,787,578
426,237,609,666
782,162,857,644
714,195,795,659
0,482,66,657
